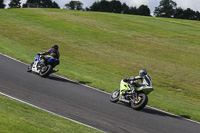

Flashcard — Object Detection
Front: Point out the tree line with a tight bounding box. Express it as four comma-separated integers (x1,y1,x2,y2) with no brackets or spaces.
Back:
64,0,150,16
88,0,150,16
154,0,200,20
0,0,59,8
1,0,200,21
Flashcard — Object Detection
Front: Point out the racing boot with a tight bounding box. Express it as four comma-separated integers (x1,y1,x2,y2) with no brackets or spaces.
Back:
52,69,59,73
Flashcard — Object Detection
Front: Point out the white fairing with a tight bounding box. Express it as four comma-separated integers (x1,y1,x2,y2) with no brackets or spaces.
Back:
32,61,40,73
140,86,153,89
120,79,126,84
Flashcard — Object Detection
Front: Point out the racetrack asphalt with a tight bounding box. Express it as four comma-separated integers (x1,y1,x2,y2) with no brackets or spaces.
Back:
0,54,200,133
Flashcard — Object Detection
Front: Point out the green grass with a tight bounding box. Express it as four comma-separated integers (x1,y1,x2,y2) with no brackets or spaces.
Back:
0,8,200,123
0,94,101,133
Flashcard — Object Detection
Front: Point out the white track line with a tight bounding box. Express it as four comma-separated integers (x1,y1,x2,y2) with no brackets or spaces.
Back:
0,52,200,125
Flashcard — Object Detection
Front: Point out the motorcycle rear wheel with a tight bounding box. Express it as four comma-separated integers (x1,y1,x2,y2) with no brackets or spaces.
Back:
39,65,53,77
131,93,148,110
110,88,120,103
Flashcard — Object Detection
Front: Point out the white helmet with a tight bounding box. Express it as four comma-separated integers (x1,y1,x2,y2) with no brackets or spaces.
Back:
139,69,147,76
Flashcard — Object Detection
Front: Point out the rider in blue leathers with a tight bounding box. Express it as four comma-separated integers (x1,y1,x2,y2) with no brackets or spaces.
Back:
29,44,60,68
41,44,60,60
39,44,60,65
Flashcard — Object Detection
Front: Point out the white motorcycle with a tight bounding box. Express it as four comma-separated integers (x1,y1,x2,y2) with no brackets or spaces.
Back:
27,53,59,77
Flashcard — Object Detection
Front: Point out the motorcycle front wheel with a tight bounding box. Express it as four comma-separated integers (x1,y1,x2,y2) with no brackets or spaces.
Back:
130,93,148,110
39,65,53,77
27,62,33,72
110,88,120,103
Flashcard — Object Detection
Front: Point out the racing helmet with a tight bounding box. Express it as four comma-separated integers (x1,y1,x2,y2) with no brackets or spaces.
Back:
52,44,58,50
139,69,147,76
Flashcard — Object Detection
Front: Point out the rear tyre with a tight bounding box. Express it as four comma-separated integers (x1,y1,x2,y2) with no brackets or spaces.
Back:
110,88,120,103
39,65,53,77
131,93,148,110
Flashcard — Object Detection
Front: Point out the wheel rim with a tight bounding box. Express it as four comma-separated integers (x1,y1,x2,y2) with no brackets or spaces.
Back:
134,97,142,104
132,95,144,106
112,91,119,99
40,66,48,74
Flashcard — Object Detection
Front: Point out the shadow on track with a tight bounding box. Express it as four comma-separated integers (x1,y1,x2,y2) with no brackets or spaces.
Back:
142,107,189,119
115,102,190,120
47,75,92,85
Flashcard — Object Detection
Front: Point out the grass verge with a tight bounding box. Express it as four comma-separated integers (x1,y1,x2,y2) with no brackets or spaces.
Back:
0,94,102,133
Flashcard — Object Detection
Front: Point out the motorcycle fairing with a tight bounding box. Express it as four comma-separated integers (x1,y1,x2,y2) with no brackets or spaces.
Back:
119,80,131,94
32,61,40,73
34,54,40,63
119,79,154,95
137,86,154,95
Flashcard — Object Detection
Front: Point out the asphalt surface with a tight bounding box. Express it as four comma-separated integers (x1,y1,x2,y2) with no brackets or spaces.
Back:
0,53,200,133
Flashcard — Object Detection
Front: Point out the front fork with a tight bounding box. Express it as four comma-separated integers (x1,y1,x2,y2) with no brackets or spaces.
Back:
133,92,138,101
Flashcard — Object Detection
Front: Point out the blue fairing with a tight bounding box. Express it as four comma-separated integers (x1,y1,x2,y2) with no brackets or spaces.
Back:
47,57,60,67
34,55,40,63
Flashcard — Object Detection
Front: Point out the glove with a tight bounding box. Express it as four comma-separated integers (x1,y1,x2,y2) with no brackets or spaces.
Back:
38,52,45,55
129,76,135,81
123,78,130,82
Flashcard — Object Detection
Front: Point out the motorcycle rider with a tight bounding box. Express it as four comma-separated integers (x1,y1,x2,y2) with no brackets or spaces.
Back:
28,44,60,69
41,44,60,59
121,69,152,97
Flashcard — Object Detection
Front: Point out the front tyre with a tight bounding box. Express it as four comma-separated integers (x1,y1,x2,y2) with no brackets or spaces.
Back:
27,63,33,72
131,93,148,110
39,65,53,77
110,88,120,103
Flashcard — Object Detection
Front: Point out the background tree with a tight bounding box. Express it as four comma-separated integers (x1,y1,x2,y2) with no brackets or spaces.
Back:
174,7,184,19
137,5,150,16
51,1,59,8
41,0,52,7
183,8,197,20
89,0,151,17
196,11,200,21
22,0,40,8
109,0,122,13
65,1,83,10
129,6,138,15
90,1,99,11
121,3,130,14
23,0,59,8
174,7,200,21
154,0,177,17
40,0,59,8
98,0,110,12
90,0,110,12
0,0,6,8
9,0,21,8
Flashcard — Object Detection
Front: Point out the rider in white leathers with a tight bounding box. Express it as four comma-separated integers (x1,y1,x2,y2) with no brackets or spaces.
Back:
122,69,152,96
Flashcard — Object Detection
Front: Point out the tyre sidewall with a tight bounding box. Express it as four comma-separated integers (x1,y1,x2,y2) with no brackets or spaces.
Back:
110,88,120,102
27,64,32,72
131,93,148,110
39,65,53,77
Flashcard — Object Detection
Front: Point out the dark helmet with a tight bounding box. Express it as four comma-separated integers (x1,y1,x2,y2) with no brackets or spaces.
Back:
139,69,147,76
52,44,58,50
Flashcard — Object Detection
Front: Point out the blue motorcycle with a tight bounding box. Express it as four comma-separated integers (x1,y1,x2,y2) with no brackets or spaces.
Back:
27,53,59,77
